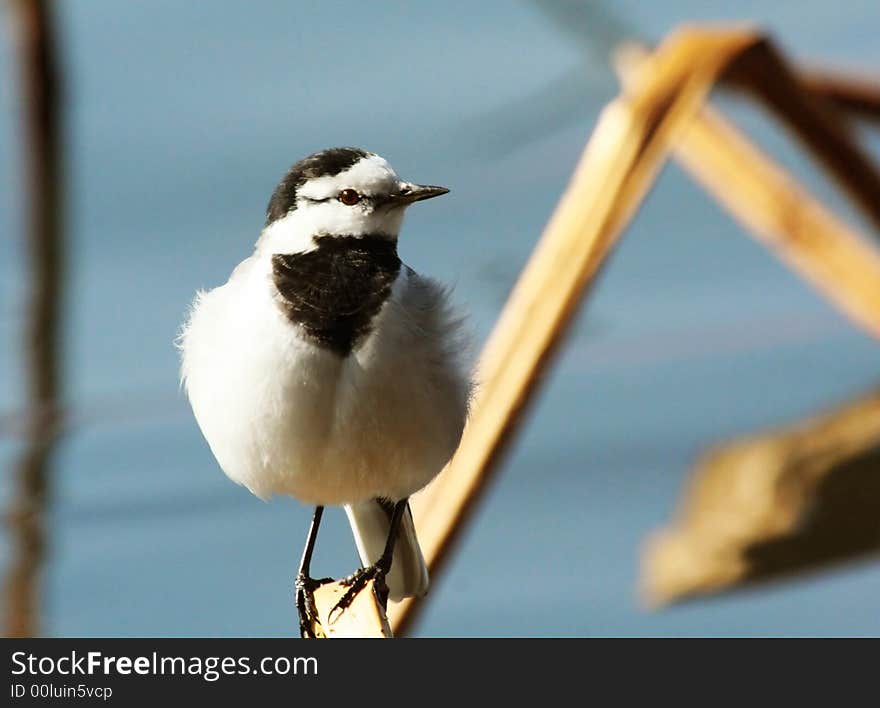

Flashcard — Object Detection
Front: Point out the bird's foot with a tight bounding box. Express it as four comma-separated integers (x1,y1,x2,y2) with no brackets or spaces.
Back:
295,573,334,638
328,563,389,624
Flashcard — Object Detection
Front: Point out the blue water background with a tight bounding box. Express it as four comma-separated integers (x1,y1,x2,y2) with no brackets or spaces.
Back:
1,1,879,636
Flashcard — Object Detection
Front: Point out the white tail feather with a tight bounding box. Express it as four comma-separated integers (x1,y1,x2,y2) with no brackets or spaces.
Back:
344,499,429,601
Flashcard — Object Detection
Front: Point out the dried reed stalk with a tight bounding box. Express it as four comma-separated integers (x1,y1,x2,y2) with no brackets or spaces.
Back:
6,0,64,639
642,390,880,605
390,27,777,636
325,25,880,635
309,580,392,638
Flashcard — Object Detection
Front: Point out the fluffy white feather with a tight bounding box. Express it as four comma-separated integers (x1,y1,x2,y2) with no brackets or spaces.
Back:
180,263,469,504
179,150,471,600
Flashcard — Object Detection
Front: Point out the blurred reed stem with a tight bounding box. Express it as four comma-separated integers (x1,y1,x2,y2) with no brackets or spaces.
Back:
5,0,65,638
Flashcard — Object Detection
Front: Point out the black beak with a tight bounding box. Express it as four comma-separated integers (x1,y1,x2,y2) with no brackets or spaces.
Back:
392,183,450,204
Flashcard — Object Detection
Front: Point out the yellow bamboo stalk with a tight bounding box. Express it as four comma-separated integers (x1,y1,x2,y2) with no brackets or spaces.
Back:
389,27,767,635
615,44,880,336
641,389,880,605
801,68,880,123
718,38,880,233
310,580,391,638
381,26,880,635
677,107,880,335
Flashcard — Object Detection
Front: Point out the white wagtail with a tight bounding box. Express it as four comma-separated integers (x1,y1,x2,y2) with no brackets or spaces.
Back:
179,147,471,635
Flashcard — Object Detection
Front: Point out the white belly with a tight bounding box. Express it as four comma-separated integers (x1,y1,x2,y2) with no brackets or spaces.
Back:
180,259,468,505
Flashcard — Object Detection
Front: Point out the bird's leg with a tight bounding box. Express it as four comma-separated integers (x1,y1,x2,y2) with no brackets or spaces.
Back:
295,506,333,638
329,499,407,622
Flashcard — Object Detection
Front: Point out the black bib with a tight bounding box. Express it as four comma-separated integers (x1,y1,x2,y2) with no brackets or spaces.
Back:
272,235,401,357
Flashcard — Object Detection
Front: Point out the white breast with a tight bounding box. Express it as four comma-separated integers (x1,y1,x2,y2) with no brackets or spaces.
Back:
179,259,470,505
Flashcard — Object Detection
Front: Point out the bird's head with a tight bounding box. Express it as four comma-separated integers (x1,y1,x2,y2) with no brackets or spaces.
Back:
257,147,448,254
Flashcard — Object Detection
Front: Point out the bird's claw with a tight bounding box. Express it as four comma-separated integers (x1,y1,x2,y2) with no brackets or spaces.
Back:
328,564,389,624
295,574,333,638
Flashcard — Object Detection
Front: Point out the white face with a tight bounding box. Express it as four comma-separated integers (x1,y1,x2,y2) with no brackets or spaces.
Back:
257,155,414,255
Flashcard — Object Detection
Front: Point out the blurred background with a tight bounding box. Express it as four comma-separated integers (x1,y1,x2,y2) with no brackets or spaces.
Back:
1,0,879,637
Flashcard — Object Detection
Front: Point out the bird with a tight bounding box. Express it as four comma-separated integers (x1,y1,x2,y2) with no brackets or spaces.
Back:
178,147,471,636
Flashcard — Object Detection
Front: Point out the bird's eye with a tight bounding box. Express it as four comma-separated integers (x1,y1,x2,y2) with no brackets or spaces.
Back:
338,189,361,206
